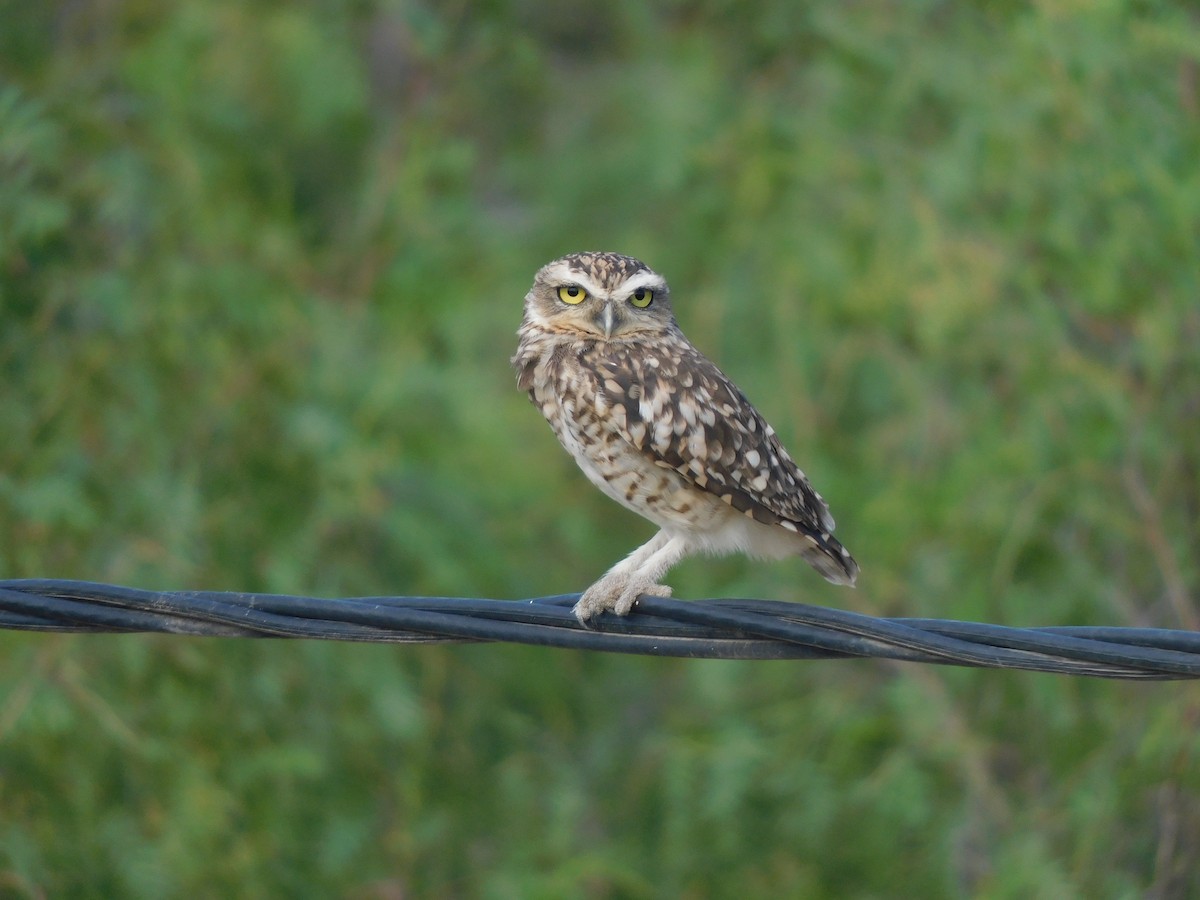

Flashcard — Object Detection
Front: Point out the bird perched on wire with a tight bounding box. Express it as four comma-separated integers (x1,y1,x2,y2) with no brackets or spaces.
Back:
513,251,858,625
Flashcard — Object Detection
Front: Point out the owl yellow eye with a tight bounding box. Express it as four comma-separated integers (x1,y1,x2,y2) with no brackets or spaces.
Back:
630,288,654,308
557,285,587,305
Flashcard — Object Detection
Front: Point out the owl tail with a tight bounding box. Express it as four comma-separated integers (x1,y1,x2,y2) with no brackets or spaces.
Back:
802,532,859,587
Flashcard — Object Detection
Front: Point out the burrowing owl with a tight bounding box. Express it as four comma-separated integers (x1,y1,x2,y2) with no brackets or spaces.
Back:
513,251,858,624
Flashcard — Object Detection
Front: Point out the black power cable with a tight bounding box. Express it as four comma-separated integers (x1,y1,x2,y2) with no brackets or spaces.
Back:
1,579,1197,679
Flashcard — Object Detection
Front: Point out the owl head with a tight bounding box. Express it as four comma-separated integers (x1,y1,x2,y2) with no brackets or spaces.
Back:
523,251,675,341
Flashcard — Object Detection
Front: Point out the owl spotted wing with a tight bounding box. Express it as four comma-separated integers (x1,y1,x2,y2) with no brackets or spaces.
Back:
596,341,858,584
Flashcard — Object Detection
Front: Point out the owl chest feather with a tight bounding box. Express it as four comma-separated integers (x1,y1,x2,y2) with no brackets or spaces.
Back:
513,322,839,547
516,337,725,529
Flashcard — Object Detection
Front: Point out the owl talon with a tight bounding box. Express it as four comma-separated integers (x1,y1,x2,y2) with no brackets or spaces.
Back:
574,577,673,625
614,581,672,615
573,577,624,625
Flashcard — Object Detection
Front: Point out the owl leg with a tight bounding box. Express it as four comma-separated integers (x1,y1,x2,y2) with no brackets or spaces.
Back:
574,530,689,624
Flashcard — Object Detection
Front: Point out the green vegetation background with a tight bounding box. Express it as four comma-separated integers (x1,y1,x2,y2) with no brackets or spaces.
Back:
2,1,1198,896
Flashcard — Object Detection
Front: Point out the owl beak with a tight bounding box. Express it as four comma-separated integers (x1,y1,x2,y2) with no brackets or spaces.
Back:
596,303,616,339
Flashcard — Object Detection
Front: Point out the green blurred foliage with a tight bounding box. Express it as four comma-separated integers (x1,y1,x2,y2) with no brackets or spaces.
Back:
1,0,1199,896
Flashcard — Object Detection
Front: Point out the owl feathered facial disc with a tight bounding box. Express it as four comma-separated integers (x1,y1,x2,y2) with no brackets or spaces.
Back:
523,252,675,341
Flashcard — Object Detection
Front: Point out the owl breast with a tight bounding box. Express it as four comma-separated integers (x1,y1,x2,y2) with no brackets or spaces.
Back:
516,335,784,558
530,351,728,531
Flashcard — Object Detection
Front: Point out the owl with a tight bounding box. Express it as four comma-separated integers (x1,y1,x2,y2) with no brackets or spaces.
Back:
513,252,858,624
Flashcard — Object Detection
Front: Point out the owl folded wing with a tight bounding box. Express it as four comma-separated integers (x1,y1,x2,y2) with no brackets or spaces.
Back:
596,346,837,538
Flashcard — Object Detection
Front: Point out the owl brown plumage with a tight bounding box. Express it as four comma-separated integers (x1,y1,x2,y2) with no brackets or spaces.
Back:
513,251,857,623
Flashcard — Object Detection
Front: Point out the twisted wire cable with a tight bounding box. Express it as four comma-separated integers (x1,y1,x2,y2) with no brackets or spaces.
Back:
1,579,1197,680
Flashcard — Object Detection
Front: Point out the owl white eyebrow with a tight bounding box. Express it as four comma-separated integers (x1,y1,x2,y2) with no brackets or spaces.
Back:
543,263,606,297
616,272,665,297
